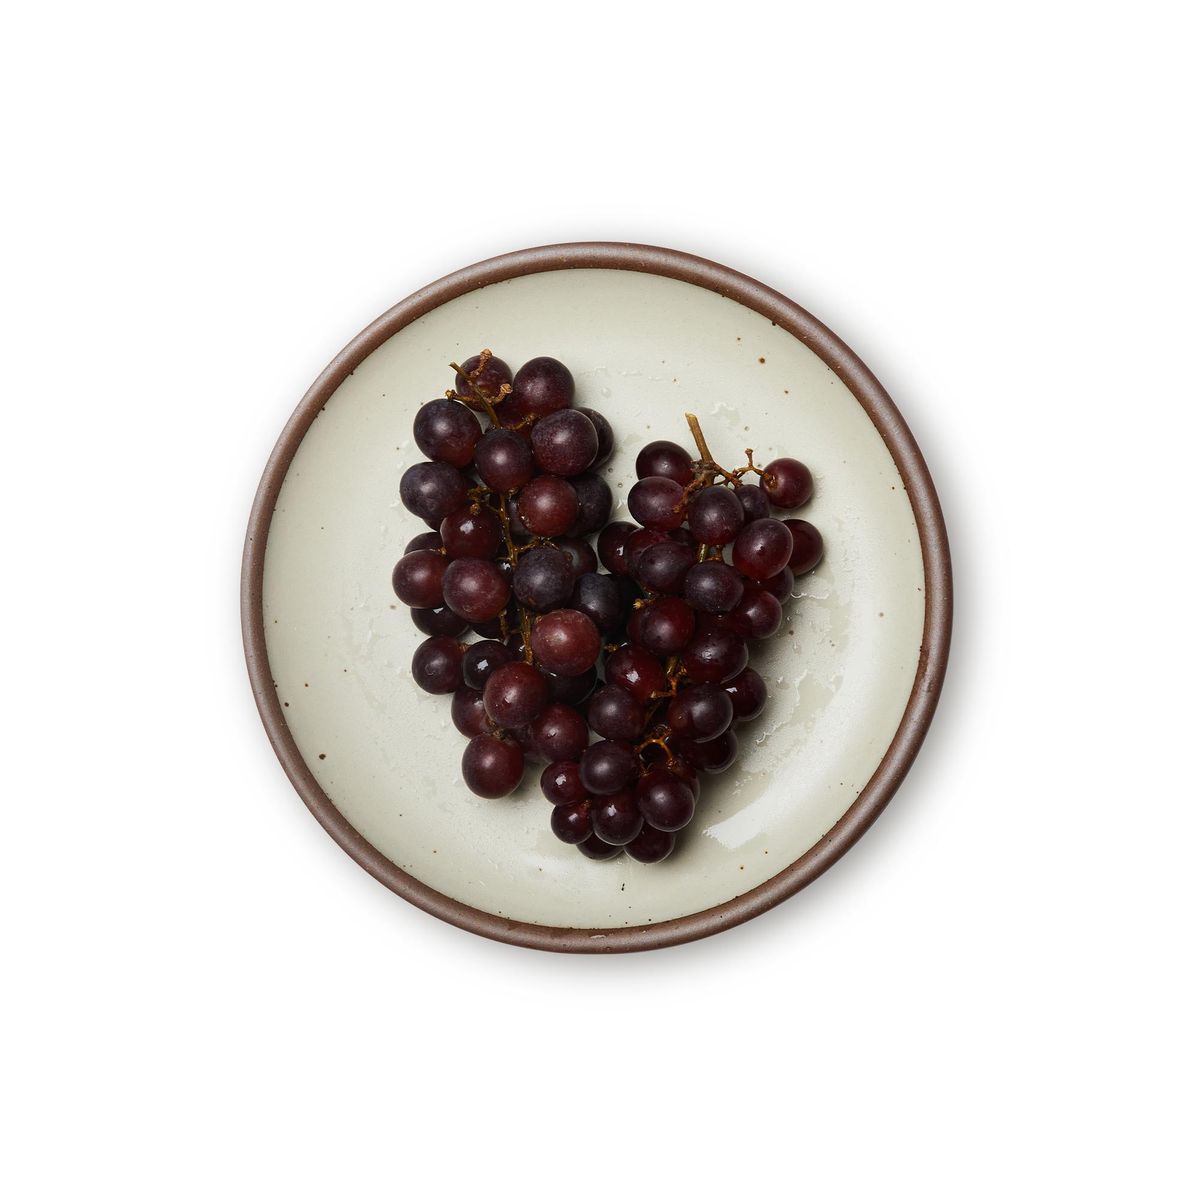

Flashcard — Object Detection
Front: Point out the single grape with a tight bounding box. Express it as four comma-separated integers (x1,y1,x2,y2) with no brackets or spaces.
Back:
513,545,574,612
551,799,592,844
516,475,579,537
761,457,813,509
413,397,481,468
570,571,622,632
782,518,824,574
675,728,738,773
442,558,511,622
411,636,465,695
681,626,749,683
727,586,783,640
597,521,635,575
635,770,696,832
724,667,767,722
577,833,623,860
475,427,534,492
577,408,614,468
528,703,589,761
625,824,675,864
541,760,588,806
531,408,598,476
732,517,794,581
544,665,598,706
604,644,667,703
684,560,745,614
531,609,601,676
591,789,644,846
734,483,771,522
405,531,443,554
556,536,598,577
632,539,693,595
588,683,647,741
568,473,613,535
511,357,574,418
628,477,686,531
686,485,744,545
461,639,515,691
761,566,795,603
624,527,670,571
636,440,694,486
461,733,525,798
483,661,549,729
411,604,468,638
630,596,695,656
455,354,512,407
391,549,448,608
580,739,639,795
400,461,470,528
440,505,503,560
666,683,734,743
451,687,490,737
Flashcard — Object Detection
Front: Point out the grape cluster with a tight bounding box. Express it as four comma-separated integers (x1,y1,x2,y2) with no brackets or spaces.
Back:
391,351,823,865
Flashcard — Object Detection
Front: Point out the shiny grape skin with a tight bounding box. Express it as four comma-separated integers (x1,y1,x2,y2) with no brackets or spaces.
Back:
597,521,636,575
506,494,532,539
580,739,640,795
761,457,814,509
635,440,694,486
632,539,693,595
732,518,794,582
400,461,471,528
625,824,675,864
591,789,644,846
734,483,771,522
635,770,696,832
461,639,515,691
455,354,512,406
551,800,592,844
556,536,598,578
483,662,550,729
680,627,749,684
727,586,783,640
544,665,598,706
540,760,588,806
666,683,734,743
511,356,575,418
405,531,444,554
762,566,795,603
782,518,824,574
516,475,579,538
412,397,481,468
676,727,738,773
577,833,623,860
604,644,668,704
531,408,598,476
687,485,745,545
527,703,589,761
577,408,614,467
624,527,670,572
684,561,745,614
513,545,575,612
440,505,502,560
461,733,525,798
391,550,448,608
412,635,466,695
451,687,490,737
531,609,601,676
410,604,468,638
441,558,511,623
568,473,613,536
628,477,686,531
724,667,768,722
588,684,647,741
474,427,534,492
570,572,623,633
630,596,695,656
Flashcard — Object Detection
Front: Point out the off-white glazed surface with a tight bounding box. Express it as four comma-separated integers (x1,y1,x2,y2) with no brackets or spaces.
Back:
262,269,925,927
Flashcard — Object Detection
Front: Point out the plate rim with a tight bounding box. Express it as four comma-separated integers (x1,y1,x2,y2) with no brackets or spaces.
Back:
241,241,953,953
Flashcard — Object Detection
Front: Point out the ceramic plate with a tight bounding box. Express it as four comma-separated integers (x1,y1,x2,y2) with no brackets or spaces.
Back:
242,243,951,952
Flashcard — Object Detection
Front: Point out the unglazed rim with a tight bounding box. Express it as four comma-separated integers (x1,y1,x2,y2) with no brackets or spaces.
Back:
241,242,953,953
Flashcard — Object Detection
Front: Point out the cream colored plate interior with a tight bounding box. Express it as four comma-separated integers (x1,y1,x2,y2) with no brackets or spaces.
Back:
262,269,925,928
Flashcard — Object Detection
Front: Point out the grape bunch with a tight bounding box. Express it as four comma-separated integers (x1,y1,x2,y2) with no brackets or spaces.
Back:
391,350,823,865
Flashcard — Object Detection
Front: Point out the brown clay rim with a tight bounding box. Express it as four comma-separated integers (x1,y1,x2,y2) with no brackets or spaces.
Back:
241,242,952,954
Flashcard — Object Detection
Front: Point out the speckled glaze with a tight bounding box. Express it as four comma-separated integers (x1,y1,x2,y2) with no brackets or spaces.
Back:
242,244,951,952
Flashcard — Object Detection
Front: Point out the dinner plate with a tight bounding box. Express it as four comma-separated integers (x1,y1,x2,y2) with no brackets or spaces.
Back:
242,243,951,952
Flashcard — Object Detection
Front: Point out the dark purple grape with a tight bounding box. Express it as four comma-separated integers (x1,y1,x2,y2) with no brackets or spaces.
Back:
604,644,667,704
442,558,511,622
483,662,549,729
528,704,589,761
405,531,443,554
577,832,622,860
686,485,744,545
782,519,823,574
625,824,675,863
505,495,532,539
762,567,795,603
577,409,614,468
516,476,579,538
455,353,512,407
440,505,502,560
724,668,767,722
570,572,622,633
635,770,696,832
597,521,635,575
400,461,470,528
580,739,639,795
591,789,644,846
551,800,592,844
636,440,693,486
461,733,524,798
541,760,588,806
531,609,601,677
411,604,468,637
676,728,738,773
666,683,734,743
628,477,686,531
411,636,465,695
588,684,647,741
732,518,794,582
681,627,748,684
630,596,695,656
413,397,481,468
556,536,598,577
761,457,813,509
624,527,670,572
475,427,534,492
734,483,771,522
544,665,597,705
451,687,490,737
632,539,693,595
461,639,515,691
568,473,613,535
684,561,745,614
531,408,598,476
511,357,574,418
513,545,575,612
727,586,782,640
392,550,447,608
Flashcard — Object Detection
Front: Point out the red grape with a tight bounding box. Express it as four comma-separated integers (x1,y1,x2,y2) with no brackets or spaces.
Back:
442,558,511,622
782,518,824,574
732,518,794,581
630,596,695,656
440,505,502,560
391,549,447,608
666,683,734,743
413,398,481,468
551,800,592,844
455,354,512,407
724,667,767,722
687,485,744,545
605,644,667,703
636,440,693,486
475,427,534,491
531,408,598,476
727,586,783,640
635,770,696,832
451,687,490,737
461,639,515,691
580,739,639,794
513,545,575,612
528,703,589,761
577,409,614,468
412,635,465,695
516,475,579,537
681,627,748,683
461,733,524,798
411,605,468,638
541,760,588,806
761,457,813,509
591,789,644,846
628,477,686,531
511,357,574,418
625,824,675,863
483,662,549,728
400,461,470,528
588,683,647,741
577,833,623,860
684,561,745,614
531,609,601,676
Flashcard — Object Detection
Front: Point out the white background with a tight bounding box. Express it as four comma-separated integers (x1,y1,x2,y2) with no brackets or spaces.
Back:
3,3,1197,1196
